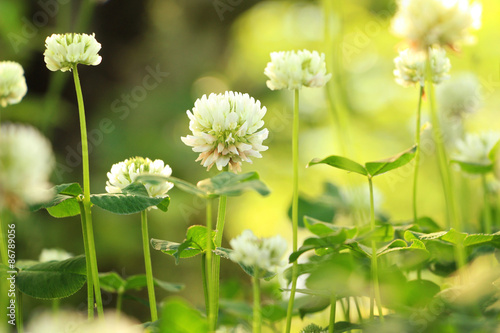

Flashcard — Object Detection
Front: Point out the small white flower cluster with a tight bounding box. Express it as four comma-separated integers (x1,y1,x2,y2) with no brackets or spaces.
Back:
264,50,332,90
392,0,482,49
453,132,500,165
394,48,451,87
106,157,173,198
26,311,143,333
0,123,55,211
44,33,102,72
0,61,28,107
229,230,287,273
182,91,268,172
39,248,73,262
437,73,481,117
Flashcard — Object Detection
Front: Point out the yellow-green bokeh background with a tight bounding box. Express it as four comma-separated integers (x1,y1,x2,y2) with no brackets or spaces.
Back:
1,0,500,327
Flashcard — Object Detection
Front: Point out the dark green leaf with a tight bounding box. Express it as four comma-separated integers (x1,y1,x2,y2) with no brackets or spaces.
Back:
30,183,83,212
156,196,170,212
16,255,86,299
365,145,417,177
122,182,150,196
304,217,357,238
151,239,202,260
403,279,440,308
137,175,207,198
261,303,288,322
90,193,166,214
308,156,367,176
288,195,336,228
123,274,184,293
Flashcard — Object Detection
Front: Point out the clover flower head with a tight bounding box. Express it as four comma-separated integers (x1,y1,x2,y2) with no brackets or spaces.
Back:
438,73,481,118
392,0,482,49
39,248,73,263
264,50,332,90
44,33,102,72
105,157,173,198
0,124,55,211
0,61,28,107
181,91,268,172
229,230,287,273
453,131,500,165
394,47,451,87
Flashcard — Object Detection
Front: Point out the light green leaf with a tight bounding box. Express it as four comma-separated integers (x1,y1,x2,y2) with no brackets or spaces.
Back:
46,198,80,218
160,298,208,333
197,171,270,197
308,156,367,176
365,145,417,177
90,193,166,214
304,217,358,238
16,255,86,299
99,272,126,293
151,239,202,262
156,196,171,212
216,247,277,280
30,182,83,214
451,160,493,174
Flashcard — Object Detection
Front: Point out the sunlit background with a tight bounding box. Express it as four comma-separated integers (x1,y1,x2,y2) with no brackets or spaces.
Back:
2,0,500,328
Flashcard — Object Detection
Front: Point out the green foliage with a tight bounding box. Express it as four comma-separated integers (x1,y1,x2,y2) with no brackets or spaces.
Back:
30,183,83,218
99,272,183,294
16,255,86,299
137,171,270,199
152,225,215,264
160,297,208,333
308,145,417,178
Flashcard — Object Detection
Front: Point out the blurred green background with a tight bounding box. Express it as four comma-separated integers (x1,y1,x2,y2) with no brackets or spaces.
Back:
1,0,500,326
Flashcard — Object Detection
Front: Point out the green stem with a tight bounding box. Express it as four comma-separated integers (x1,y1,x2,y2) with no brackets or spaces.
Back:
52,298,60,314
16,288,23,333
252,268,261,333
116,292,123,316
413,86,424,223
285,89,300,333
354,297,363,323
141,210,158,321
78,200,94,319
482,175,493,234
202,254,209,316
368,177,384,323
425,52,466,276
329,293,336,333
0,212,8,266
211,189,228,331
205,199,214,328
72,65,104,318
425,52,459,229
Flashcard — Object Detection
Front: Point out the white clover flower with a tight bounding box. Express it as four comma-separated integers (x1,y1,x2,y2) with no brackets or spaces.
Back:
229,230,287,273
44,33,102,72
264,50,332,90
394,48,450,87
392,0,482,49
39,248,73,262
0,61,28,107
453,131,500,165
105,157,173,198
181,91,268,172
0,124,55,211
438,73,481,117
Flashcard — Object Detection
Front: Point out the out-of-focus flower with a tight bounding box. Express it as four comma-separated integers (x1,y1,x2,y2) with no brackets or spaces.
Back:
264,50,332,90
394,48,450,87
44,33,102,72
453,131,500,166
392,0,482,49
0,124,55,211
229,230,287,273
438,73,481,117
0,61,28,107
105,157,173,198
26,311,143,333
181,91,268,172
39,248,73,262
